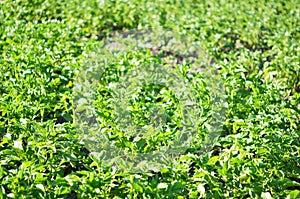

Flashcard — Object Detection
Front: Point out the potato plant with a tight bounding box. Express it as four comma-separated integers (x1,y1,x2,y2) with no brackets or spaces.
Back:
0,0,299,198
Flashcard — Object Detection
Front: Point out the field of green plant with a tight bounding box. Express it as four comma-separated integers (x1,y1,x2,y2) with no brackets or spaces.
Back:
1,0,300,198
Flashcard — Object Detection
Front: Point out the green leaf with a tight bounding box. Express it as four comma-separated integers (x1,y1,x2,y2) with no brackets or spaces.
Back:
135,138,146,149
207,156,219,165
287,190,300,199
132,183,143,192
171,181,184,192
